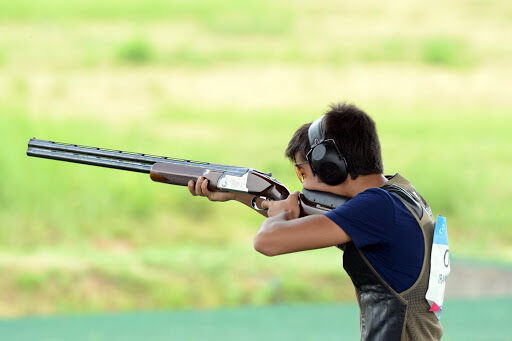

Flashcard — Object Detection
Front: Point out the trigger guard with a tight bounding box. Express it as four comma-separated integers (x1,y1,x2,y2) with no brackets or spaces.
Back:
251,196,269,211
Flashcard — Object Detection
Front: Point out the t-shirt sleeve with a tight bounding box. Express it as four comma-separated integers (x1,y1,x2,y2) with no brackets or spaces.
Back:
325,188,395,248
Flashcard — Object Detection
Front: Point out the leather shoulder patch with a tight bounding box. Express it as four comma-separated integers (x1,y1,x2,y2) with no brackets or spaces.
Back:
381,184,424,220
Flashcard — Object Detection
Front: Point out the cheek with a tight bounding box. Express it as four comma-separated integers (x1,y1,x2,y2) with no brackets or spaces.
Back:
302,176,322,188
302,173,334,192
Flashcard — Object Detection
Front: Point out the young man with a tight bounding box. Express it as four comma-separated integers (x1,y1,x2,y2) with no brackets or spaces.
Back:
188,103,443,340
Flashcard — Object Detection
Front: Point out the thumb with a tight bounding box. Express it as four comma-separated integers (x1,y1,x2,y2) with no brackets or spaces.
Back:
290,191,300,198
288,191,300,204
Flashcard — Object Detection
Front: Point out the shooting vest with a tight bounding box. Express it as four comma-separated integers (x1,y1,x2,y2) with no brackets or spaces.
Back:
340,174,443,340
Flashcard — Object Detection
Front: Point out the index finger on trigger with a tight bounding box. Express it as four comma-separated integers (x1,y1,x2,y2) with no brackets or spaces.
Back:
260,199,271,209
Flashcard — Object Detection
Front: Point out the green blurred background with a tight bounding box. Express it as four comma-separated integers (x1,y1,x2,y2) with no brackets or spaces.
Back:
1,0,511,339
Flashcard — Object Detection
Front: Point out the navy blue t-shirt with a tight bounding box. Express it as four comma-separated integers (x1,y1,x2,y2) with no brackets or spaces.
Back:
325,187,424,293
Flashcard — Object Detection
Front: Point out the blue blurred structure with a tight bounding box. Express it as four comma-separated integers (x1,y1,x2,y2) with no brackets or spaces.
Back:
1,297,511,340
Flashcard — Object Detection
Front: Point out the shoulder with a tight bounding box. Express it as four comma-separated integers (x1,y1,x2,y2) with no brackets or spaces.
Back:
326,187,396,226
356,187,394,203
337,187,395,212
325,187,396,248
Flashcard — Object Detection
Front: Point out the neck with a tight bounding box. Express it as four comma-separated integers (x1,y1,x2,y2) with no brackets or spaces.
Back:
338,173,388,198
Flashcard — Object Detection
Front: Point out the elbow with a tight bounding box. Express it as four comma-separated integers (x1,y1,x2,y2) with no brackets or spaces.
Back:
253,233,279,257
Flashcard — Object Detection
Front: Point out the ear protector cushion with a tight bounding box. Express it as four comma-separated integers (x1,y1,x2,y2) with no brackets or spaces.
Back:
307,116,348,185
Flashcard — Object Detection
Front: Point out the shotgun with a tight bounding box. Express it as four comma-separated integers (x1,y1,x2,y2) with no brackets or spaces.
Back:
26,138,348,216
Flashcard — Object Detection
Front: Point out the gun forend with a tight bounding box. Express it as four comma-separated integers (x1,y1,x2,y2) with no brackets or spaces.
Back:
149,162,290,201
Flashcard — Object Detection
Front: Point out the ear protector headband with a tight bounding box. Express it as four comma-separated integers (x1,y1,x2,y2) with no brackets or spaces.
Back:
307,115,348,185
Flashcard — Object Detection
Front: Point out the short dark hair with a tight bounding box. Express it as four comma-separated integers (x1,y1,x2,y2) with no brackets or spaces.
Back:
285,102,383,180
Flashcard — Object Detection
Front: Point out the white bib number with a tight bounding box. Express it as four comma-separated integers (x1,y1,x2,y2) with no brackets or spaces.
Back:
425,215,450,320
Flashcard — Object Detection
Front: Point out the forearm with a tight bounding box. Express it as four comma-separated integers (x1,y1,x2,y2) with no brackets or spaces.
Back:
253,212,294,256
257,212,289,234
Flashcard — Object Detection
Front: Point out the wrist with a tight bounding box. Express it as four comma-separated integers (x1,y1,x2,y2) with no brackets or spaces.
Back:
232,192,250,202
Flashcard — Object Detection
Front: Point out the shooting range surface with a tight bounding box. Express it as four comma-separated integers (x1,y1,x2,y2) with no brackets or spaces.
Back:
1,297,511,341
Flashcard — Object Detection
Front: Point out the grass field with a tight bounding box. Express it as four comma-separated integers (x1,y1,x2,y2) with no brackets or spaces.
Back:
1,0,511,317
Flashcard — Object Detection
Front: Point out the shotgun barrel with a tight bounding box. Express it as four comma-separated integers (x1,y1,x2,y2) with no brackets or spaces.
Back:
26,138,249,175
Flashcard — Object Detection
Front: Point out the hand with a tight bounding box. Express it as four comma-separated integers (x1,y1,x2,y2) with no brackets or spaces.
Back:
188,176,236,202
260,191,300,219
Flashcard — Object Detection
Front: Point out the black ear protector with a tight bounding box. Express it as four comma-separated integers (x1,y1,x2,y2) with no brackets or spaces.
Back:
307,115,348,185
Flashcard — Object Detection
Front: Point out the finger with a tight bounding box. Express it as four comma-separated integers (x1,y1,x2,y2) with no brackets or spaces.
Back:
260,199,271,209
201,179,212,198
286,191,298,201
195,176,204,196
188,180,197,196
288,191,301,209
290,191,300,201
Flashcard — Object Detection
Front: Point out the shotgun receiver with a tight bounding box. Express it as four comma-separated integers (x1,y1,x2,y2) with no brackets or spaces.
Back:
26,138,348,216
